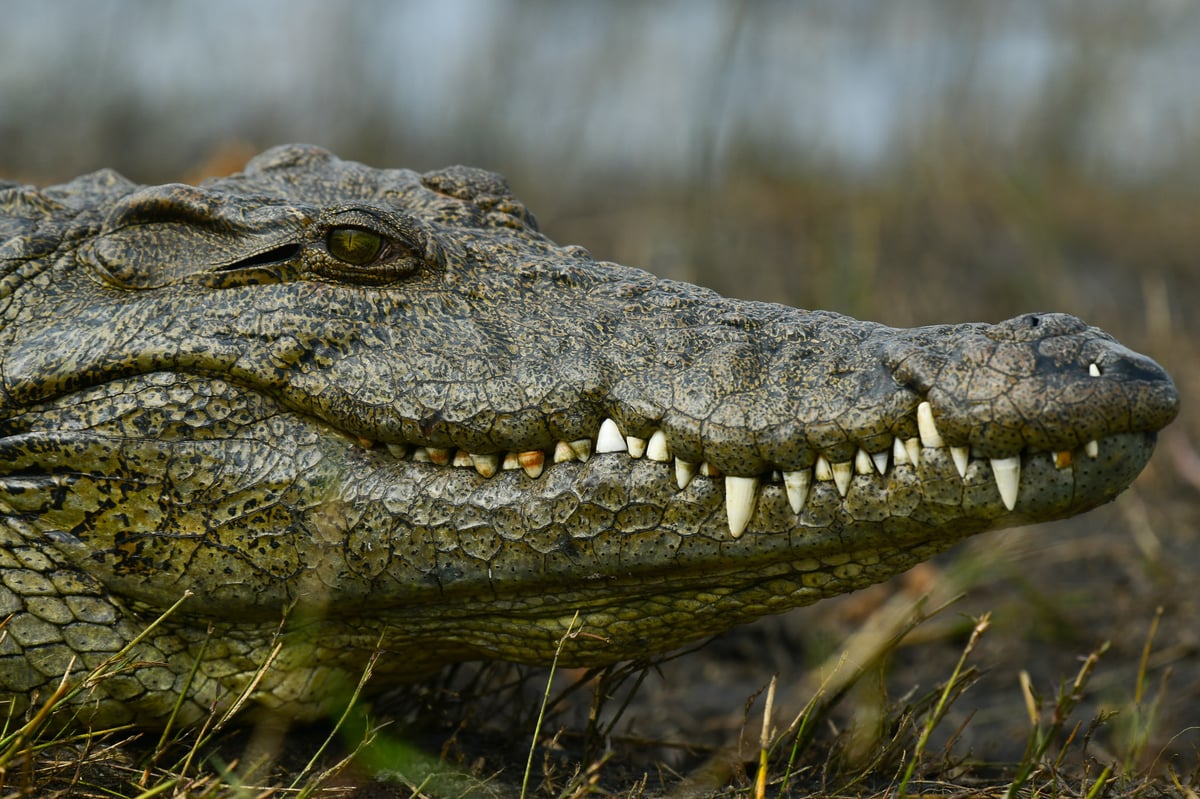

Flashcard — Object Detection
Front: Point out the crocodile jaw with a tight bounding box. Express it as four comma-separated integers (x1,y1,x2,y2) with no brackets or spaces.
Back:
1,371,1158,627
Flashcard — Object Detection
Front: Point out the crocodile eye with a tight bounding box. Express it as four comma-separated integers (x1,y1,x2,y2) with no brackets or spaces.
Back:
305,206,439,285
327,227,385,265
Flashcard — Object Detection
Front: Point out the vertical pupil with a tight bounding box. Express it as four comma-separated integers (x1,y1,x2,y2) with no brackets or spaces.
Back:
329,228,383,264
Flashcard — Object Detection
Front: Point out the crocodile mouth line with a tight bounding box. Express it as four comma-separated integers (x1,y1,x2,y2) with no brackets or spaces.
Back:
0,363,1124,541
363,373,1117,540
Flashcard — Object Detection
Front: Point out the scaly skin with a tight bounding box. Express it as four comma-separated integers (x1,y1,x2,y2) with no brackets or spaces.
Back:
0,145,1178,726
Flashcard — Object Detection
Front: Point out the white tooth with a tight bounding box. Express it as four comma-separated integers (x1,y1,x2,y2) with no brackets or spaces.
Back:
471,453,500,478
386,443,409,459
426,447,453,466
725,476,759,538
855,448,873,475
626,436,647,458
453,449,473,468
518,450,545,479
570,439,593,462
990,455,1021,511
700,461,721,477
917,402,945,448
675,459,697,489
1085,439,1099,459
814,454,833,481
871,449,889,475
501,452,520,470
831,460,852,497
783,470,811,514
596,419,627,453
904,437,921,467
892,437,909,466
646,430,670,461
1089,362,1101,377
412,447,432,463
950,446,970,478
553,440,576,464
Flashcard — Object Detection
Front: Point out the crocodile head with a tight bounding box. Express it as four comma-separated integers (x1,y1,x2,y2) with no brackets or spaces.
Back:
0,145,1178,723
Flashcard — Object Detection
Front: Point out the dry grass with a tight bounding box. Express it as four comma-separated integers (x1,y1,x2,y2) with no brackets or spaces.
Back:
5,563,1194,798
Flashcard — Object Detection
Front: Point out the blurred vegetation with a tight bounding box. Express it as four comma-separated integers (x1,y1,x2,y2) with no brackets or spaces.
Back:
1,0,1198,189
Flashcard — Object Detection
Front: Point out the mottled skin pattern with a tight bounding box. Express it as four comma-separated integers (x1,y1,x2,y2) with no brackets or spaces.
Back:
0,146,1178,727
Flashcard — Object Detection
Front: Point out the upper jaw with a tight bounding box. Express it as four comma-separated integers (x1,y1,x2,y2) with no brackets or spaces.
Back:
1,302,1177,546
349,307,1177,538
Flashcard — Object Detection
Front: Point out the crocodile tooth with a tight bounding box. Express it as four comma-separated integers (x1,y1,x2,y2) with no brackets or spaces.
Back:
626,436,647,458
725,476,758,538
426,447,453,466
892,437,909,466
855,447,873,475
646,430,670,461
990,455,1021,510
453,449,473,468
675,459,697,489
471,453,500,478
831,460,852,497
386,443,409,459
1089,362,1101,377
596,418,626,453
814,455,833,481
700,461,721,477
783,469,811,514
1054,450,1072,469
917,402,945,448
553,440,576,464
1085,439,1099,459
412,447,433,463
501,452,521,470
872,448,889,475
518,450,545,478
904,437,921,467
570,439,593,462
950,446,969,478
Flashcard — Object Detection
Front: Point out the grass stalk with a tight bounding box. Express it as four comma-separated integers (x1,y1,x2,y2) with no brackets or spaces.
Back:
521,612,582,799
896,613,990,799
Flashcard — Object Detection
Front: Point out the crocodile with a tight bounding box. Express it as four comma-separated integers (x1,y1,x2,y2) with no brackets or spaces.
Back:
0,145,1178,728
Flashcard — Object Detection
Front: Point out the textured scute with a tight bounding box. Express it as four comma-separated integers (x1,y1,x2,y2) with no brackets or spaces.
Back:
0,146,1179,726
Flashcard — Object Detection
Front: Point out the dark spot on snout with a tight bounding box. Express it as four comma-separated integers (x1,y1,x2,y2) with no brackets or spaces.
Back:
1097,349,1175,384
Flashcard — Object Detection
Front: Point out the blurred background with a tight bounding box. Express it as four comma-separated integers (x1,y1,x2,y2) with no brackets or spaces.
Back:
1,1,1196,326
2,0,1198,784
3,1,1198,186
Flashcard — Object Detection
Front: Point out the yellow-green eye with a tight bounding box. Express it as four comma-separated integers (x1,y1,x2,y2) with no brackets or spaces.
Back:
327,227,384,265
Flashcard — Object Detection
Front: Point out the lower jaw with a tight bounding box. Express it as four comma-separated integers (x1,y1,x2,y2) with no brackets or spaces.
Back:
323,431,1153,610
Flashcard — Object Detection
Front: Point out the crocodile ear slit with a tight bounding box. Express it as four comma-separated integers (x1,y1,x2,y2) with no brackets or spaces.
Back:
220,243,303,270
196,243,306,288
